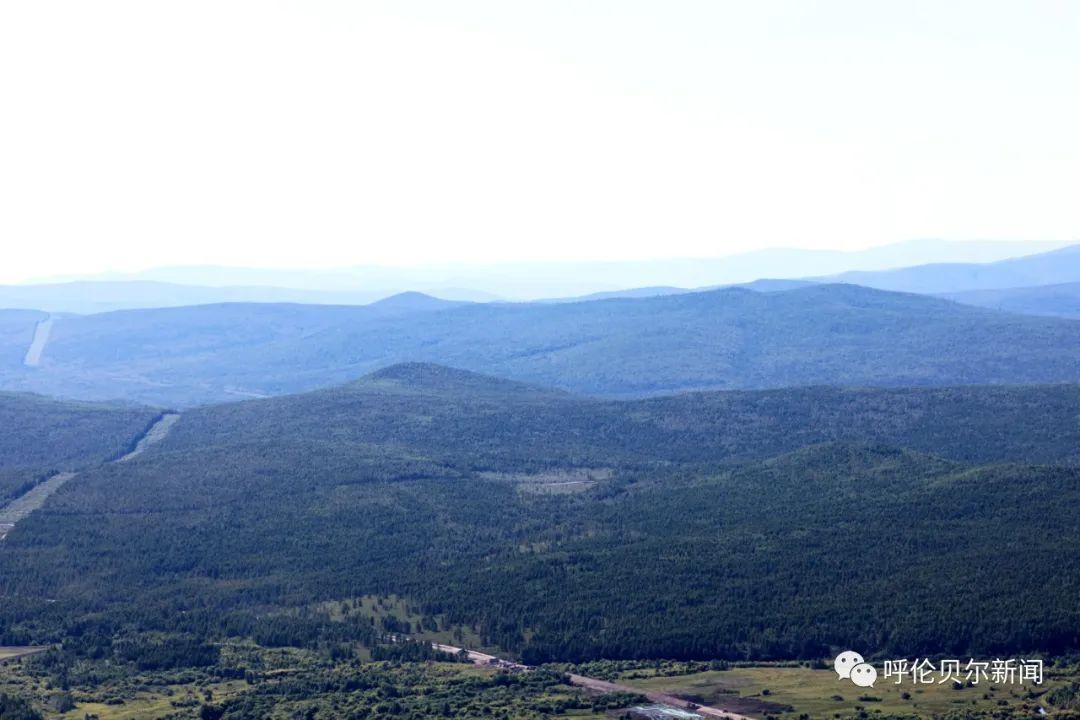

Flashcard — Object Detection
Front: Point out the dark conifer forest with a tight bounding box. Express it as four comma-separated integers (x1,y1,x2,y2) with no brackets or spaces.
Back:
2,365,1077,669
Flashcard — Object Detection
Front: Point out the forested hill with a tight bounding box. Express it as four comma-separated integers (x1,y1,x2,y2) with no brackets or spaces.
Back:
1,365,1077,662
0,309,47,367
944,281,1080,319
6,283,1080,404
0,392,160,503
827,243,1080,293
159,363,1080,468
0,393,160,471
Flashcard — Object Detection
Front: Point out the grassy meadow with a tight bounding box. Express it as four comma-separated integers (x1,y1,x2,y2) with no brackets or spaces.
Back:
612,663,1074,719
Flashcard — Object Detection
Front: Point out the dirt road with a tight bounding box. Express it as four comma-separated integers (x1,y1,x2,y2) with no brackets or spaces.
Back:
431,643,755,720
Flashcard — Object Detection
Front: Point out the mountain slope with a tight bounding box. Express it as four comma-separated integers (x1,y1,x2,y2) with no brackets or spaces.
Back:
365,292,469,314
0,393,159,471
0,309,47,367
7,285,1080,405
827,243,1080,293
1,367,1076,661
944,281,1080,318
156,364,1080,468
0,392,160,503
542,278,817,303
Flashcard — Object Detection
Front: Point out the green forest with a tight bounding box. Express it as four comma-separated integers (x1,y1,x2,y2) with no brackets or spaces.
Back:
1,366,1077,670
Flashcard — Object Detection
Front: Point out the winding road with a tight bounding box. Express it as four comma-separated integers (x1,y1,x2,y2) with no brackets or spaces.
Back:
430,642,755,720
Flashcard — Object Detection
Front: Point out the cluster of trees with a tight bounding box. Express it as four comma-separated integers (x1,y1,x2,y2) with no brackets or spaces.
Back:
550,658,732,681
113,635,220,671
160,368,1080,471
0,392,162,507
9,637,637,720
2,443,1076,664
199,664,606,719
0,393,158,472
0,692,41,720
0,468,50,504
369,641,460,663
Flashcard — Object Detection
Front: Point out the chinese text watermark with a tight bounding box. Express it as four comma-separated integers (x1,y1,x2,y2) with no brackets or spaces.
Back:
835,652,1043,688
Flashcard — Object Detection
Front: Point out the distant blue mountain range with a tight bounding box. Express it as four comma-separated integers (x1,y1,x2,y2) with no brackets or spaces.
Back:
9,239,1066,313
4,282,1080,406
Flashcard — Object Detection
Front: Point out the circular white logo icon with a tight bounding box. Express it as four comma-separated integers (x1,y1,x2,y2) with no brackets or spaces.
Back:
850,662,878,688
834,650,865,679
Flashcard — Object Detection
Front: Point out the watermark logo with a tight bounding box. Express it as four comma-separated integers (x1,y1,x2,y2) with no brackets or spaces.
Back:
850,662,878,687
833,650,863,679
835,651,876,687
883,658,1043,685
835,652,1043,687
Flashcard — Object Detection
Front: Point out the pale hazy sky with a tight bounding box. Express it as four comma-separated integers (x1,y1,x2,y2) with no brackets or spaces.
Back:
1,1,1077,283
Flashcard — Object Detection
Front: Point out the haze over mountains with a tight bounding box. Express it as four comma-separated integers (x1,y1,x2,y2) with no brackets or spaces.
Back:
943,282,1080,319
5,282,1080,406
826,243,1080,293
0,281,396,315
4,240,1080,405
7,239,1071,313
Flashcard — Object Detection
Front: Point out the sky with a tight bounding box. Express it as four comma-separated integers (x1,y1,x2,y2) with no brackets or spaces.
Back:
1,1,1078,283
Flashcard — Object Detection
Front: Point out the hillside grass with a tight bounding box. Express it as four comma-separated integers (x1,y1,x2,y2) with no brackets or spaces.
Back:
618,665,1063,719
